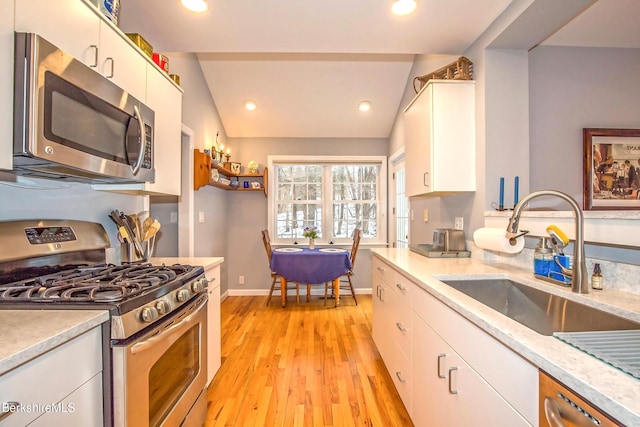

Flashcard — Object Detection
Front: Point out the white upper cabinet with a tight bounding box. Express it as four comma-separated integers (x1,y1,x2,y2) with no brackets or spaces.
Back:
0,0,14,170
15,0,146,103
403,80,476,197
13,0,183,195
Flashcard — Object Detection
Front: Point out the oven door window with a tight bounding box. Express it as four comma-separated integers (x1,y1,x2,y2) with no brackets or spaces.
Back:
43,71,134,165
148,324,199,426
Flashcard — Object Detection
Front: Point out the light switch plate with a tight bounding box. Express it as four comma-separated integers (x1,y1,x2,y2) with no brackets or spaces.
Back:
423,209,429,222
454,217,464,230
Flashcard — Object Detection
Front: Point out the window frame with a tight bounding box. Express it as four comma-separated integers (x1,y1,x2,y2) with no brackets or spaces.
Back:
267,155,387,245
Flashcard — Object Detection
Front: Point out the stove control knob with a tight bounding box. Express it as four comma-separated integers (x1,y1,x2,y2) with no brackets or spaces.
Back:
141,306,159,323
191,278,208,293
155,301,170,315
176,289,190,302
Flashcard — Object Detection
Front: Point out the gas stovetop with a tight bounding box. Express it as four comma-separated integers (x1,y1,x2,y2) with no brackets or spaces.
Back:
0,219,208,339
0,262,198,309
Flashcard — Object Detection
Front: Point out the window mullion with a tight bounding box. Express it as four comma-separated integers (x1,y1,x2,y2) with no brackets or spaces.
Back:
322,165,332,243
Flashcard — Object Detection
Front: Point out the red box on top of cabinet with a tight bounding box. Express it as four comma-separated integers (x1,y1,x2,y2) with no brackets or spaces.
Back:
152,53,169,73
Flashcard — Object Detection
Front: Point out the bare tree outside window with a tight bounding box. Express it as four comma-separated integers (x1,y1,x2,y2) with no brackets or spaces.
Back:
274,162,380,242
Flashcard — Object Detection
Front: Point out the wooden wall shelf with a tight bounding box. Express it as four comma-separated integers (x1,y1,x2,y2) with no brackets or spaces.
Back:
193,150,267,196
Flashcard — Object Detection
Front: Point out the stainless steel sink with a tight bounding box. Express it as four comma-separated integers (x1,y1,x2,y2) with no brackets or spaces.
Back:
440,278,640,336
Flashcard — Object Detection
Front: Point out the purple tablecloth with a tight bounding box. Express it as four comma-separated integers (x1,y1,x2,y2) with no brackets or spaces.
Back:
270,248,352,284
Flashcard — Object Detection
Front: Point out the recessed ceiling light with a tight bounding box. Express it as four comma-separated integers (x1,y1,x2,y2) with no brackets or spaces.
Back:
392,0,416,16
182,0,207,13
244,100,257,111
358,101,372,112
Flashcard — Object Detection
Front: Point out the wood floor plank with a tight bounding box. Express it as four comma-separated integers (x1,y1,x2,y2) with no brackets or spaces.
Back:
205,295,413,426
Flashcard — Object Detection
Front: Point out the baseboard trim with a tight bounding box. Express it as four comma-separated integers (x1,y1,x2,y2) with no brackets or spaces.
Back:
226,288,372,297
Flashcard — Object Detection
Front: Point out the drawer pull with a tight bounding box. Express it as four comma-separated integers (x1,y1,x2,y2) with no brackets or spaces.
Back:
437,353,447,378
395,371,407,383
0,402,20,422
376,266,385,273
105,57,115,78
448,367,459,394
89,45,98,67
396,283,407,292
396,322,407,332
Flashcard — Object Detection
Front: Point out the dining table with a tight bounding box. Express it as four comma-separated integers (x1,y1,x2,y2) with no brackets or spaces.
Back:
269,247,352,307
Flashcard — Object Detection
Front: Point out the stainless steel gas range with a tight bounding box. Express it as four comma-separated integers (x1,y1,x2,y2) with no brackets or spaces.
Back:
0,220,209,427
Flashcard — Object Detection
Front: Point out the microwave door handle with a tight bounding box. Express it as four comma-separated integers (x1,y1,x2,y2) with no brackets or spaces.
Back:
131,105,146,176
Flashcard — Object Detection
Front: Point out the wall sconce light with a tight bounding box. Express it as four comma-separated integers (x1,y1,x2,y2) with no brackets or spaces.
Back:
182,0,208,13
392,0,416,16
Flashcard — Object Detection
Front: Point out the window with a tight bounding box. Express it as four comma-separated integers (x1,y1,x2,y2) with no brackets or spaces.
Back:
268,156,387,244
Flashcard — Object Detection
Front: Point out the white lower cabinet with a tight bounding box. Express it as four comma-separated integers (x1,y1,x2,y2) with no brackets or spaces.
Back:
205,263,222,386
0,326,103,427
372,257,537,427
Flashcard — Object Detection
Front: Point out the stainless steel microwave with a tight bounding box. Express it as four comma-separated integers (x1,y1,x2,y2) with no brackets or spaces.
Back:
13,32,155,183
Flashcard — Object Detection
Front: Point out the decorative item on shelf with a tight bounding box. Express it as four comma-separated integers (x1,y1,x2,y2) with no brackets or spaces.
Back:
94,0,120,26
211,168,219,182
303,226,319,249
412,56,473,93
230,162,241,174
247,160,259,174
229,180,240,189
251,181,261,189
152,53,169,73
243,181,249,188
125,33,153,59
218,177,231,186
169,74,180,85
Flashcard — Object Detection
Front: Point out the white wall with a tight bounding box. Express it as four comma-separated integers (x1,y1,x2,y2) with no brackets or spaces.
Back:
148,52,232,291
224,137,388,294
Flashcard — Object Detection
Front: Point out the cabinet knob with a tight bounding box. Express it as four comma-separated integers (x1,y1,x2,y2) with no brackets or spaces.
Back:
396,283,407,292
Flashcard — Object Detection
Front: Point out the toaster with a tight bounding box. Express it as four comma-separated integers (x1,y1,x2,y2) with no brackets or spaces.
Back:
432,228,466,252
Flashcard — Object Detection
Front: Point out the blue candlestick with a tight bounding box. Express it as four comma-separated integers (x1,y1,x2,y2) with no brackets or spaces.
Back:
499,177,505,210
514,176,519,206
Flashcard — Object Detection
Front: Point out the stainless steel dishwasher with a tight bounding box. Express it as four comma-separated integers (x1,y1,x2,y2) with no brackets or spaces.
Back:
539,370,622,427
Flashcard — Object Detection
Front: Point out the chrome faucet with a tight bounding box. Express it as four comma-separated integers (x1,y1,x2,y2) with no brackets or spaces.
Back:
505,190,589,294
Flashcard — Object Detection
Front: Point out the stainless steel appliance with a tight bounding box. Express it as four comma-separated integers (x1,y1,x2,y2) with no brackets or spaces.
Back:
0,220,208,427
539,370,621,427
13,33,155,183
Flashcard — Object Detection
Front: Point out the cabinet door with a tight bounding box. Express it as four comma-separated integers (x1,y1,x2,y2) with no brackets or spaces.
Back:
98,22,147,101
404,84,432,197
144,66,183,195
403,81,475,197
412,313,453,427
15,0,100,67
0,0,14,169
205,265,222,386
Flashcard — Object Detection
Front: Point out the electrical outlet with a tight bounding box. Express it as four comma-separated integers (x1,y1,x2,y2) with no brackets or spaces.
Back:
170,212,178,223
454,217,464,230
239,275,245,284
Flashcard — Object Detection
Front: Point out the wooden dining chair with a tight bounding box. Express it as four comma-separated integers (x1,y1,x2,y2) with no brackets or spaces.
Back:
325,228,361,305
262,229,301,305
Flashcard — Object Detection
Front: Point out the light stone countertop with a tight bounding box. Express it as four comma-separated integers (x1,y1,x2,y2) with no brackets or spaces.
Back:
371,248,640,426
151,257,224,270
0,310,109,376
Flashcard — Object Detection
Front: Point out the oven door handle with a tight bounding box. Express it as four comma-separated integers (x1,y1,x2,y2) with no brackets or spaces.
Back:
130,298,206,355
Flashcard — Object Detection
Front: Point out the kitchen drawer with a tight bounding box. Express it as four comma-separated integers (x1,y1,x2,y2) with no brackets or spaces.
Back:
372,258,395,286
0,327,102,426
28,373,103,427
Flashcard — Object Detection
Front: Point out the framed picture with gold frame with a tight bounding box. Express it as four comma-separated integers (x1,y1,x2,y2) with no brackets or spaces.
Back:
584,128,640,210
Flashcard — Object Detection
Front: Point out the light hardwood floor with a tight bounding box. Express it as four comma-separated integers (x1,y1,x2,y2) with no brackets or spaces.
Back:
205,294,413,427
